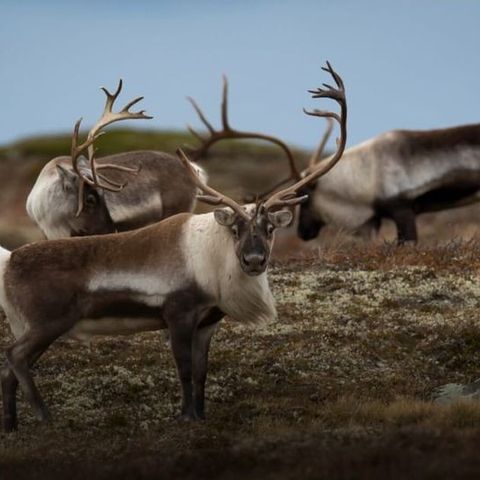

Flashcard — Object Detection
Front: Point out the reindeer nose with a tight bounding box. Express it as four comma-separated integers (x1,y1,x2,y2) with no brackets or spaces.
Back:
242,252,267,269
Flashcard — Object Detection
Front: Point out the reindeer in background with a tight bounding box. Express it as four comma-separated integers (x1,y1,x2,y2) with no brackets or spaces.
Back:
27,80,207,239
296,123,480,243
0,62,346,431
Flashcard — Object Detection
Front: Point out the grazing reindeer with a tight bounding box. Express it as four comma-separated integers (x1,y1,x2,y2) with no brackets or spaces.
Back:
296,123,480,243
27,80,206,239
0,62,346,431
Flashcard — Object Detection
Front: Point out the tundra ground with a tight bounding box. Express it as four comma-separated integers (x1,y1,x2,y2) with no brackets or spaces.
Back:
2,242,480,479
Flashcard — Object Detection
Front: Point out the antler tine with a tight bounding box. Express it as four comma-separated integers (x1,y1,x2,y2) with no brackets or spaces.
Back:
100,79,123,116
221,74,231,131
186,76,301,181
95,163,141,174
320,60,345,91
264,61,347,212
120,96,145,113
186,96,215,133
176,148,250,220
303,107,340,123
308,117,334,170
187,124,205,142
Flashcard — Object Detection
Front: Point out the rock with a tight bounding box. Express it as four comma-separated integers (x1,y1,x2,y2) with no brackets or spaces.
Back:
432,379,480,405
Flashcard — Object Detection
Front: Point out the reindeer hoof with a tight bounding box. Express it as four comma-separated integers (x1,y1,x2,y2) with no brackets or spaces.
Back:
176,413,196,422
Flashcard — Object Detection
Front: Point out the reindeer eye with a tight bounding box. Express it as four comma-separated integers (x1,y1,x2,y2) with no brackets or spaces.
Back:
85,193,98,208
231,225,239,238
267,224,275,235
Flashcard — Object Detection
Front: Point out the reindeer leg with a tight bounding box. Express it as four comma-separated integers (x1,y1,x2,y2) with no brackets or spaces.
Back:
167,312,198,420
5,325,67,426
391,207,418,244
2,345,55,432
192,308,223,420
355,217,381,241
1,363,18,432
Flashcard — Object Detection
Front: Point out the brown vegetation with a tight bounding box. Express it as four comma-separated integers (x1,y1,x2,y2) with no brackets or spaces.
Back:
1,242,480,478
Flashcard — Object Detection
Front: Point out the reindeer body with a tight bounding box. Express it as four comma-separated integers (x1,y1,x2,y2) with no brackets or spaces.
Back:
0,211,276,430
1,212,275,339
298,124,480,242
27,151,206,239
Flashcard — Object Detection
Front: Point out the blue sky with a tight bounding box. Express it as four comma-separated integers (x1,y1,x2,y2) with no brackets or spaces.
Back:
1,1,480,149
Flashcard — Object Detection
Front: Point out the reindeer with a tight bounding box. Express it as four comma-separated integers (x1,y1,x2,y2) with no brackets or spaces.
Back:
0,62,346,431
296,123,480,243
27,80,207,239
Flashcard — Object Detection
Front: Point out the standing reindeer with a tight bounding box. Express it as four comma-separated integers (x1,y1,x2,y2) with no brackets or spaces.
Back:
0,62,346,431
296,123,480,243
27,80,207,239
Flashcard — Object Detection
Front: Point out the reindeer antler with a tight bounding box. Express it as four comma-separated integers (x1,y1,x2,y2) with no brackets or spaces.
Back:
177,62,346,221
308,117,334,169
186,76,301,182
251,116,335,202
70,79,152,215
176,148,250,221
263,61,347,211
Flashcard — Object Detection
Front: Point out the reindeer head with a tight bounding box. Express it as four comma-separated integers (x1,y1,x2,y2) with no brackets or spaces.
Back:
213,204,293,275
55,160,115,236
178,147,302,275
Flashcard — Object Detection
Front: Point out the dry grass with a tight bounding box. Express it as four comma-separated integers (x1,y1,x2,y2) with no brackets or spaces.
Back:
318,396,480,430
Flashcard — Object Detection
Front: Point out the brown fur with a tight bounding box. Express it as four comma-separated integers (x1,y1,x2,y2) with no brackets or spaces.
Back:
393,124,480,159
4,213,191,325
28,151,200,238
96,151,197,228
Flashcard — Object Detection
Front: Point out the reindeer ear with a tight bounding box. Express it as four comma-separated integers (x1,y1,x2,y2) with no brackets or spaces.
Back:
76,155,90,170
214,208,236,226
75,155,95,182
56,165,78,192
268,209,293,229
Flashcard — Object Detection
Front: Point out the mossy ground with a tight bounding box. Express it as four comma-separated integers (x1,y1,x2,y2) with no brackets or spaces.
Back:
2,243,480,479
3,130,480,477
